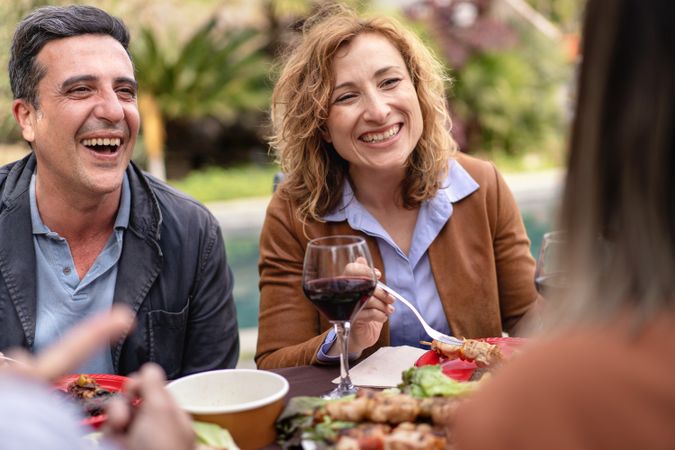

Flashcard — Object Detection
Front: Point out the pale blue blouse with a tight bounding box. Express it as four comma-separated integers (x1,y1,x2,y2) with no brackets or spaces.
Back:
317,159,479,360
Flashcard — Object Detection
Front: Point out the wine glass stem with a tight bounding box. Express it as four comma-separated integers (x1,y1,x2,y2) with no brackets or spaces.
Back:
334,321,355,393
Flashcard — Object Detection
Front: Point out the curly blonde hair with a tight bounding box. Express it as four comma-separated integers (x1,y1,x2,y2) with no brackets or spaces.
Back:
269,4,457,222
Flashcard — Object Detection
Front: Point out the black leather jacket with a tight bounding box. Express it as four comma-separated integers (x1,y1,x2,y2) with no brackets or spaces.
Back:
0,155,239,379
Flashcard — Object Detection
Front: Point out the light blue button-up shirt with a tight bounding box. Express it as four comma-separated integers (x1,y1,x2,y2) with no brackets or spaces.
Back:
30,173,130,374
317,159,479,360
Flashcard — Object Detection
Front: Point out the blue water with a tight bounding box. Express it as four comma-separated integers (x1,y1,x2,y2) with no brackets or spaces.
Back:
225,209,554,329
225,229,263,329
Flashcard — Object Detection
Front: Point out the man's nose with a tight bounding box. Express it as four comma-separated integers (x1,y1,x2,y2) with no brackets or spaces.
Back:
363,93,391,123
93,89,125,123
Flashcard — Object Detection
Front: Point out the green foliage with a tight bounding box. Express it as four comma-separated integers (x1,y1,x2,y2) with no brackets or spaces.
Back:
131,18,272,123
265,0,313,18
168,164,279,202
452,27,570,160
524,0,584,32
0,0,54,143
268,0,372,19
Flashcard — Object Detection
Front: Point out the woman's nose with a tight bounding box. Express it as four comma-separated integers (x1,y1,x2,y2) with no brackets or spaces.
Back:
363,94,391,123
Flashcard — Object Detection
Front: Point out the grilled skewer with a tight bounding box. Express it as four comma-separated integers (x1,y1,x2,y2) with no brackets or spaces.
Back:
423,338,503,368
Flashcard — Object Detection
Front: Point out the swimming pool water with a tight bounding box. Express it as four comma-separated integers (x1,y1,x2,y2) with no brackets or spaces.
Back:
224,209,554,329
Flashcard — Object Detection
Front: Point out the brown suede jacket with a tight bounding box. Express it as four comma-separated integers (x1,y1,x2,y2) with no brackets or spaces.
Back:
256,153,539,369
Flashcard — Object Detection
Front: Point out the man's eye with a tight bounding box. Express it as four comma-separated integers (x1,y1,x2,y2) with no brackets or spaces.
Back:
70,86,91,94
117,88,137,99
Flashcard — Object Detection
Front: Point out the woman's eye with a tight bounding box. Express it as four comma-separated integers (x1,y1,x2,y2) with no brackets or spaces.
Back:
335,93,356,104
381,78,402,88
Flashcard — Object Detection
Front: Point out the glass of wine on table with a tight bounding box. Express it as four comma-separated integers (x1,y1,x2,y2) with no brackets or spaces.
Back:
535,231,569,299
302,235,377,399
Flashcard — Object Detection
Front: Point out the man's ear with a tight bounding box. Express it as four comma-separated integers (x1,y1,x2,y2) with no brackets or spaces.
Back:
12,99,36,143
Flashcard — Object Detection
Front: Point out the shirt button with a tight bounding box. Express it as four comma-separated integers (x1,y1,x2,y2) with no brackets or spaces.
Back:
63,266,72,275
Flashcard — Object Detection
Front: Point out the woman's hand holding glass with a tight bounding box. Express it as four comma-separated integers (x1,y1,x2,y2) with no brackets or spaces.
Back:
340,259,394,355
302,236,379,398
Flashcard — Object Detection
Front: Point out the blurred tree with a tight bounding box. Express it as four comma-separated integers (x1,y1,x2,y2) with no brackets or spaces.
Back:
260,0,373,58
452,34,568,158
131,17,271,178
0,0,53,144
406,0,570,165
523,0,583,32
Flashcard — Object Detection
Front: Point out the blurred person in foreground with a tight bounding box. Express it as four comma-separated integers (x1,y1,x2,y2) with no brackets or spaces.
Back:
0,306,195,450
256,4,540,369
0,5,239,378
451,0,675,448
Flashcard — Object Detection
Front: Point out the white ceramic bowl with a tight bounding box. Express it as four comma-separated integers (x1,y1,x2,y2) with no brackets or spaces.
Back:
167,369,289,449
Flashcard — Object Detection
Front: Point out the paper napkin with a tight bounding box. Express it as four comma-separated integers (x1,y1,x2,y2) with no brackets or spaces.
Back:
332,345,428,388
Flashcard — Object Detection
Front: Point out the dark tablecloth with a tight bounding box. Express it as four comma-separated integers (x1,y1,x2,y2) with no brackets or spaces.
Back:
262,365,340,449
272,365,340,399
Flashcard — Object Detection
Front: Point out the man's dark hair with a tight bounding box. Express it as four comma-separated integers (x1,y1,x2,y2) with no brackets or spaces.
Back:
9,5,131,107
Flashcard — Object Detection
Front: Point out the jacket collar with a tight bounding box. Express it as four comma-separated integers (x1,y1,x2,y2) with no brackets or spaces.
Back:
0,155,38,348
0,155,159,237
322,158,479,225
124,161,163,241
0,154,164,354
111,162,165,371
0,153,34,211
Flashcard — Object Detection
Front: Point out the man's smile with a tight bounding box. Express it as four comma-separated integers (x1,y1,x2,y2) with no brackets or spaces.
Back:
81,137,123,154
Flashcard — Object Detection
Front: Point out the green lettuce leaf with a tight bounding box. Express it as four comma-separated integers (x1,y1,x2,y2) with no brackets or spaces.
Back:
193,421,240,450
399,365,479,398
276,396,357,450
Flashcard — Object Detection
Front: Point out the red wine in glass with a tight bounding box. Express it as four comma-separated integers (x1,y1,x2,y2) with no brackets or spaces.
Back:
303,276,375,322
302,235,377,399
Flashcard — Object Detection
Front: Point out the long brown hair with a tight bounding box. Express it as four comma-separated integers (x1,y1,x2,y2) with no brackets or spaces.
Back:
555,0,675,327
269,4,457,223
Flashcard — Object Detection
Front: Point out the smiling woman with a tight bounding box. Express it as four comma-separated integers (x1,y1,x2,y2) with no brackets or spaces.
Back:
255,3,541,370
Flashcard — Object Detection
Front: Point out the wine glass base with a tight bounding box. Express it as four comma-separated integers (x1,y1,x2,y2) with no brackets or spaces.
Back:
322,384,358,400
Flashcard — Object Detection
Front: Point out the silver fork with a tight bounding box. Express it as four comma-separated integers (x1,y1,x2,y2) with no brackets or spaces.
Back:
377,282,464,346
0,354,28,367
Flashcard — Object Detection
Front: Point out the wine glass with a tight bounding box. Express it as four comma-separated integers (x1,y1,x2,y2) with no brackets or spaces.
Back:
535,231,569,299
302,235,376,399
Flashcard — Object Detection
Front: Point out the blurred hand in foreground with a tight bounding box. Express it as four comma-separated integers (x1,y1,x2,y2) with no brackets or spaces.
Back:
1,305,134,381
0,306,195,450
105,363,195,450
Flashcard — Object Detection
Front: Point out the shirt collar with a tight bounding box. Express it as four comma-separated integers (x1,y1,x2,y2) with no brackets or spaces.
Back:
30,172,131,235
322,158,479,224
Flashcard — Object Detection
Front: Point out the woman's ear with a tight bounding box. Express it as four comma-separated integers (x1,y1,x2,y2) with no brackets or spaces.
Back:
12,99,36,143
320,126,332,143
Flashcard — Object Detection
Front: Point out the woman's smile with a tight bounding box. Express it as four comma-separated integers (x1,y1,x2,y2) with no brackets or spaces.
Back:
359,123,402,144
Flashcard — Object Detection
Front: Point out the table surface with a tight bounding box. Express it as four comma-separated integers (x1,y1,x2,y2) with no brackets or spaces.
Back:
273,365,340,399
262,365,341,449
